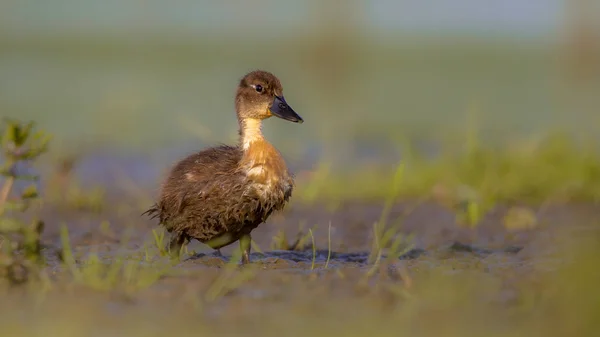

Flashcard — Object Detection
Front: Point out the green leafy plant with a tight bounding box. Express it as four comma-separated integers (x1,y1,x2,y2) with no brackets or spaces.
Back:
0,119,51,284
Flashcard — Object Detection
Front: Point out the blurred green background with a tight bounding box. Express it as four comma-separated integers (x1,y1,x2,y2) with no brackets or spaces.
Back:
1,5,600,336
1,0,598,164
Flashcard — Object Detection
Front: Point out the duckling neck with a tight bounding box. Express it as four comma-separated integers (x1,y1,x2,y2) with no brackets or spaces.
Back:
239,118,266,151
239,118,289,191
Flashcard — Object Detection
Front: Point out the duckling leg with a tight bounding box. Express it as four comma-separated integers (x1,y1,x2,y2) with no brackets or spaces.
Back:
239,234,252,264
167,232,189,258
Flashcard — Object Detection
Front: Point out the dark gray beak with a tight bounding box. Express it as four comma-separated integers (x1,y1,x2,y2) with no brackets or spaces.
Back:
270,96,303,123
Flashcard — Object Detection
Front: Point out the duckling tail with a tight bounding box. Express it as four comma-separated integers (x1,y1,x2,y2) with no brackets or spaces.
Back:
141,204,160,219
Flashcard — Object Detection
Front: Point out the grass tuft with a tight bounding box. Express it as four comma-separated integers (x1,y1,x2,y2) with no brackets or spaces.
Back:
0,118,50,285
297,131,600,219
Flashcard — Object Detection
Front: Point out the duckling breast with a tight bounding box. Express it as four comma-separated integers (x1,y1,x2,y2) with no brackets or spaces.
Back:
242,141,294,207
245,163,292,202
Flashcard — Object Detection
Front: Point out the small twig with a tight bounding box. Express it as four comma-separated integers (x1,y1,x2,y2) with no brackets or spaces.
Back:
309,229,316,270
325,221,332,269
0,176,14,215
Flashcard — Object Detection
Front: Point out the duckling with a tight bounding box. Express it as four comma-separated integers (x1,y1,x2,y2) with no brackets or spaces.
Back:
144,70,303,264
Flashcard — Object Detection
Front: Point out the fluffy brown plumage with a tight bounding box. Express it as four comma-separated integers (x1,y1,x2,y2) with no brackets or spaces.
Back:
143,70,303,263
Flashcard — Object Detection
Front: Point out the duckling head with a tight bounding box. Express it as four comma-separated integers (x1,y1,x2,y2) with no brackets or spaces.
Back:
235,70,303,124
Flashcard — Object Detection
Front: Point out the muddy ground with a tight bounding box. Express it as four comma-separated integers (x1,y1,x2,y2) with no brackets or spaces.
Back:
3,155,600,337
41,199,600,261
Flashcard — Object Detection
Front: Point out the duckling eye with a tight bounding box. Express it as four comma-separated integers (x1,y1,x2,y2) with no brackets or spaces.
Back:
254,84,263,93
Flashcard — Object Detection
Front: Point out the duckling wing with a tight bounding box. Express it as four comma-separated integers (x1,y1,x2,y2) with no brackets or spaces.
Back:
144,145,248,236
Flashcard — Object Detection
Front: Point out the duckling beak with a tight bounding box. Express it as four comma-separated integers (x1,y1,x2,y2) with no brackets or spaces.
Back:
270,96,303,124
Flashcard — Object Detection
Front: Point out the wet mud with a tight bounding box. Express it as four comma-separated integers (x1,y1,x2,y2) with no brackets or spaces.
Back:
4,183,599,336
4,152,599,337
35,194,600,272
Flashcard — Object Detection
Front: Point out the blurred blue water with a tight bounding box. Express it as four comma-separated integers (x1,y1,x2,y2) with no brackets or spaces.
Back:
1,0,561,38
